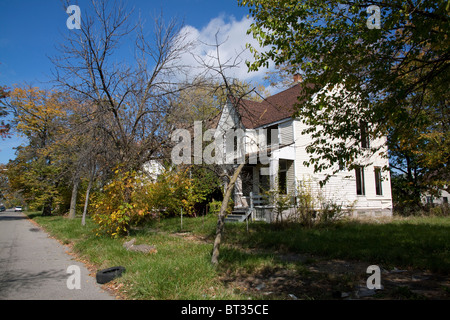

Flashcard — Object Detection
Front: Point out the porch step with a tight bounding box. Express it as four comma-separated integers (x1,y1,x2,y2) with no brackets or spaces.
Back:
225,208,252,223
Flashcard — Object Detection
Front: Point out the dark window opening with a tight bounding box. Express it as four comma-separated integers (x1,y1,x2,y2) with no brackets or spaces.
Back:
266,125,278,146
355,166,365,195
339,159,345,171
278,159,287,195
360,121,369,149
374,167,383,196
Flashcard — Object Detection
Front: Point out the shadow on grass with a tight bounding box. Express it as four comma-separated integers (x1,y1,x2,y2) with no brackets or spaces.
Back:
25,212,43,220
218,246,277,269
223,218,450,274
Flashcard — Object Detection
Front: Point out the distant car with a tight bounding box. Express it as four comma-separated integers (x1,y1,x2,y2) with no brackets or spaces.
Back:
14,206,22,212
0,205,5,212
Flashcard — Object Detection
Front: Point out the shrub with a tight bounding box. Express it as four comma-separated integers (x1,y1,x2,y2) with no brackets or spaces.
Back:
318,201,345,224
208,200,222,215
207,198,233,216
145,166,209,217
91,166,213,237
394,203,450,217
424,204,449,217
272,193,292,224
289,178,346,227
91,169,144,238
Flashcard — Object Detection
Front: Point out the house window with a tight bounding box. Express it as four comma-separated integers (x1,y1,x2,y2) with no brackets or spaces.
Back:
355,166,365,195
339,159,345,171
266,125,278,146
374,167,383,196
278,159,287,194
241,167,253,197
443,197,448,204
337,148,346,171
426,196,433,204
360,121,369,149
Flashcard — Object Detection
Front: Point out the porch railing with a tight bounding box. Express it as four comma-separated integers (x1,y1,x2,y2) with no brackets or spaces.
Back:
249,192,273,222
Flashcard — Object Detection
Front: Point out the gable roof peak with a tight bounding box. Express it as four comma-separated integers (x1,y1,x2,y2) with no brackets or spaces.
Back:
228,83,309,129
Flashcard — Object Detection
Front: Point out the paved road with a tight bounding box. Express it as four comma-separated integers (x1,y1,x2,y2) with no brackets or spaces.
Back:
0,209,115,300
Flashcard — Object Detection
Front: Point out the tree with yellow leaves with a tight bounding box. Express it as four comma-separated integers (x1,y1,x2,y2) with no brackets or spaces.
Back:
6,86,71,215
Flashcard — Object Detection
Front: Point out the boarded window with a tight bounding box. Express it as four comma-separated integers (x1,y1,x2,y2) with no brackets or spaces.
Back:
286,160,295,195
279,121,294,145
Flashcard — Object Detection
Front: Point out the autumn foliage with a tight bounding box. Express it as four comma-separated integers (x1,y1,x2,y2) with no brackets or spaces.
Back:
91,166,211,238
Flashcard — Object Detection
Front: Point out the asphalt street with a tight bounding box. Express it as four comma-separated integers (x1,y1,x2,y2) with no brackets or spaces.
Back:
0,209,115,300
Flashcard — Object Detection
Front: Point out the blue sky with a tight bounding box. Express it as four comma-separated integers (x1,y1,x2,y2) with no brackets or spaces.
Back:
0,0,266,165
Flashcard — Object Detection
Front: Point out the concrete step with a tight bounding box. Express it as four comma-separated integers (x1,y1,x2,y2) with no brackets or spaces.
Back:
225,214,245,222
225,209,251,223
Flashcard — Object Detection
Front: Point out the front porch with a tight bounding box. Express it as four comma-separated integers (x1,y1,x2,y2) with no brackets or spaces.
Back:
227,159,296,223
226,192,274,223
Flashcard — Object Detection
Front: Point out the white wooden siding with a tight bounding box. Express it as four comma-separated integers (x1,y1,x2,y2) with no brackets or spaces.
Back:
216,100,393,217
292,119,392,215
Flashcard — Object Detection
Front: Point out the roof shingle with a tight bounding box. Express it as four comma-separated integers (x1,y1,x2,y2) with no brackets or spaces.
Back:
232,83,310,129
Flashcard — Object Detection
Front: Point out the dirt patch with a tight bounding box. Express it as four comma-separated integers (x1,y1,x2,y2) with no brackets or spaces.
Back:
170,231,450,300
219,251,450,300
171,231,210,243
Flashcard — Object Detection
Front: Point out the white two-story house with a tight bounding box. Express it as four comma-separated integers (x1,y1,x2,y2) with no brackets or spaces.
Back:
214,80,393,220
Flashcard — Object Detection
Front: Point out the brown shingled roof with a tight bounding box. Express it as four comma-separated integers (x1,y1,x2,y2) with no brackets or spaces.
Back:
231,83,311,129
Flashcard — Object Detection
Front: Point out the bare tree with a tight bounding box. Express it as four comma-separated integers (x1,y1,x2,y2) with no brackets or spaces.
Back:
52,0,195,173
189,33,266,265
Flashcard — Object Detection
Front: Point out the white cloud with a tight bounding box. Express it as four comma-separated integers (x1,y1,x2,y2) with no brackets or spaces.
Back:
178,15,273,86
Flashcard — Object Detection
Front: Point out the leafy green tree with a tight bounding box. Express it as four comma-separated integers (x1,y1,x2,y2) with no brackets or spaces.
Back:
240,0,449,193
389,88,449,212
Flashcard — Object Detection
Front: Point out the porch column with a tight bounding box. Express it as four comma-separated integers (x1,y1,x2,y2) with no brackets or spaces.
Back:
270,158,279,195
234,168,244,207
252,166,259,195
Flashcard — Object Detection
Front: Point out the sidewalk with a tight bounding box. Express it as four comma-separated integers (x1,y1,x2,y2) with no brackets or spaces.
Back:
0,210,115,300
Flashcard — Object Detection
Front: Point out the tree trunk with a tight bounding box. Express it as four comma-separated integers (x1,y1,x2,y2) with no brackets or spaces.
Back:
82,176,93,226
42,199,53,216
211,163,245,266
68,180,79,219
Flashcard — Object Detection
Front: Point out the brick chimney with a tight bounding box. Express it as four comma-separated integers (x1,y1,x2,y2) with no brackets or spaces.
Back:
293,73,303,83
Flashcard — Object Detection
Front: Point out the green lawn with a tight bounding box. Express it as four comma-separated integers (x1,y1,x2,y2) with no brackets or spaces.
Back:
26,212,450,300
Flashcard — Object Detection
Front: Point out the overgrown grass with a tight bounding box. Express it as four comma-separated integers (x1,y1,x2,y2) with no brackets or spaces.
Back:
149,214,450,273
26,212,243,300
26,212,450,300
222,216,450,273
